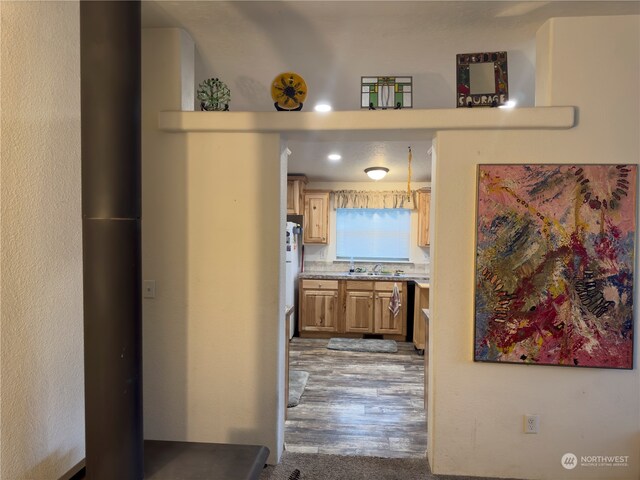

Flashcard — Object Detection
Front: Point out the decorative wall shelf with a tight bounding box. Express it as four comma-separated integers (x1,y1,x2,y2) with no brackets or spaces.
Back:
158,107,575,134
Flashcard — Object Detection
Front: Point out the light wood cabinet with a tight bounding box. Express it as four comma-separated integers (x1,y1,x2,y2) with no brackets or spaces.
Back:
344,282,374,333
373,282,405,335
417,190,431,247
299,280,339,333
300,279,406,339
303,190,330,244
412,283,429,354
287,175,308,215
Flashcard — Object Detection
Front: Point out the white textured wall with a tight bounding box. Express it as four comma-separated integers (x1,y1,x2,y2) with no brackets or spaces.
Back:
141,27,192,444
429,16,639,479
185,131,282,455
0,2,84,479
142,29,285,463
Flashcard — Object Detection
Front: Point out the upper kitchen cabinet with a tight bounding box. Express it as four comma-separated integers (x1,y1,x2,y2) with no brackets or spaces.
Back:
287,175,308,215
303,190,330,244
417,189,431,247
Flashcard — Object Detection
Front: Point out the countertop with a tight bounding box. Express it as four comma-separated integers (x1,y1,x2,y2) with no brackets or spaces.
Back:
299,271,430,283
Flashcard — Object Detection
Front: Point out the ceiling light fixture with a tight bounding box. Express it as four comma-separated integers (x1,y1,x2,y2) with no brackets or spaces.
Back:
328,153,342,161
314,103,332,112
365,167,389,180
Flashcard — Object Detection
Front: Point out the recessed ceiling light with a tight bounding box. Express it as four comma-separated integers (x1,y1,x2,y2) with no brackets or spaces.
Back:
314,103,332,112
328,153,342,161
498,100,517,109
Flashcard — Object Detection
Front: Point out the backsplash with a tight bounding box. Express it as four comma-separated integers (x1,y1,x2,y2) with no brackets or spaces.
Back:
303,260,430,275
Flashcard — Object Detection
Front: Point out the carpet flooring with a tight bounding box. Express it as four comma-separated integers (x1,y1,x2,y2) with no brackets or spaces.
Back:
260,451,520,480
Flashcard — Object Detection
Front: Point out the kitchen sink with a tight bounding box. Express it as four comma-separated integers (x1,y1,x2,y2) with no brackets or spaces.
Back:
349,271,405,277
343,271,426,279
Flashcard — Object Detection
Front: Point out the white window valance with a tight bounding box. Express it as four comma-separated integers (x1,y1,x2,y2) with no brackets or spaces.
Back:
332,190,416,209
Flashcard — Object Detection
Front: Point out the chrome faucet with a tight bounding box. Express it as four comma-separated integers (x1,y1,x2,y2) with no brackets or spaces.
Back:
373,264,383,274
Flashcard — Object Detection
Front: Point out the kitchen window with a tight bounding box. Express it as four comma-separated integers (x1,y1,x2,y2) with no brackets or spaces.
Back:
336,208,411,261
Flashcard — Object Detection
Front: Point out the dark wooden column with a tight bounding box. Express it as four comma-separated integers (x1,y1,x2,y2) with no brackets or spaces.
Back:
80,2,143,479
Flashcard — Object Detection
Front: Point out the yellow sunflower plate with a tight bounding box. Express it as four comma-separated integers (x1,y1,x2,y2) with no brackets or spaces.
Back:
271,72,307,111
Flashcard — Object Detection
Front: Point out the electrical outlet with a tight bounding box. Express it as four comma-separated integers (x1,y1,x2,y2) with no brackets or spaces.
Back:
524,414,539,434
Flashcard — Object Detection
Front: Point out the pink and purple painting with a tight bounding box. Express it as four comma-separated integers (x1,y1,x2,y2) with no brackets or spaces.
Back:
475,165,636,369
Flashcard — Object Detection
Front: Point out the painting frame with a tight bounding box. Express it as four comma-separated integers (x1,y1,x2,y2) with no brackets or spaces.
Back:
456,51,508,108
473,164,637,369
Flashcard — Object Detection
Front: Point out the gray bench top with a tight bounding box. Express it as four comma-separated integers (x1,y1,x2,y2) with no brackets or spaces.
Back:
144,440,270,480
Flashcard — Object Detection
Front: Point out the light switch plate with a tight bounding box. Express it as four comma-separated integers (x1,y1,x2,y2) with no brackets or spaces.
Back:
143,280,156,299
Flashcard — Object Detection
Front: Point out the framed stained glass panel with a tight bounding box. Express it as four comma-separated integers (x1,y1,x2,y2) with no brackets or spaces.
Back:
361,76,413,109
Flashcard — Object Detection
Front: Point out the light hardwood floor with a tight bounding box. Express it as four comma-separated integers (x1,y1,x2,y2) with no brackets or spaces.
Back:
285,338,427,458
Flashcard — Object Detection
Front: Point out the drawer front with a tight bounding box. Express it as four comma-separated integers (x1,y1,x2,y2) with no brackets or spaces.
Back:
374,281,404,292
346,280,374,290
301,279,339,290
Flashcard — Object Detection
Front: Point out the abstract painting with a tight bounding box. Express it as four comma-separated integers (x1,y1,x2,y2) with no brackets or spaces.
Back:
474,165,636,369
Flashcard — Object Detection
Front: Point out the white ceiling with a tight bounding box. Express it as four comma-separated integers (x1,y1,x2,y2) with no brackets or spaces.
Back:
287,139,432,182
142,1,639,182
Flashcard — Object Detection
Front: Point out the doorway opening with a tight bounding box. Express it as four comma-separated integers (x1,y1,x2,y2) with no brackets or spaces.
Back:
282,137,432,459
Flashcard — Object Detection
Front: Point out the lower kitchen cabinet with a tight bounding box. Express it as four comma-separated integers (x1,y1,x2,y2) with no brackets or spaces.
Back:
300,279,407,339
344,281,374,333
412,282,430,354
299,280,339,333
374,292,404,335
373,282,405,335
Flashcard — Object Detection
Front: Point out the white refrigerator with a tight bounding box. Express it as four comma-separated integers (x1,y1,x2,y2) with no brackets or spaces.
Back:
285,222,302,339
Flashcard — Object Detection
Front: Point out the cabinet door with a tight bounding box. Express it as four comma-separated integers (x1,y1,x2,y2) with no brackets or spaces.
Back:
303,192,329,244
287,176,308,215
374,291,404,335
345,291,373,333
300,290,339,332
417,190,431,247
412,285,429,350
286,181,298,215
